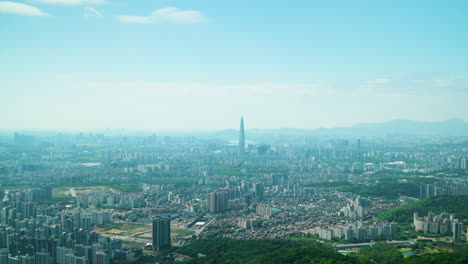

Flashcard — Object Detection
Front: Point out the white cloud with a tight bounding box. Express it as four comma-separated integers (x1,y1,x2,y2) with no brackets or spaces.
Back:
84,7,101,17
32,0,106,5
118,15,152,24
119,7,207,24
0,1,48,16
153,7,207,24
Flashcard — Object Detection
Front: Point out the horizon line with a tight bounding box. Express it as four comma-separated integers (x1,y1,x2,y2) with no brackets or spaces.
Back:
0,118,466,134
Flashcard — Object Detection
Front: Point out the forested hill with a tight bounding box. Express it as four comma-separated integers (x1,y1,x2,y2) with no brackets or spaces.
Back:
178,238,363,264
378,195,468,224
175,238,468,264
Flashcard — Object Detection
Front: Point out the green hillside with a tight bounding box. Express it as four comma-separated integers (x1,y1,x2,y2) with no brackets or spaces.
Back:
179,238,364,264
177,238,468,264
403,247,468,264
336,182,419,199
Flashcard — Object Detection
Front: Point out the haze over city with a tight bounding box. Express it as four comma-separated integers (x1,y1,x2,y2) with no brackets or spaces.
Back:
1,0,468,130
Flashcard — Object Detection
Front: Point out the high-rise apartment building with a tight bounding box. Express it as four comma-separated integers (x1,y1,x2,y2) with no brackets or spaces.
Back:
207,189,230,213
152,217,171,250
452,221,463,242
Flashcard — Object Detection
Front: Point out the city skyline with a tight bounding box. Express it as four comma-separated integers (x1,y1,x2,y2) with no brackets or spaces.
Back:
1,0,468,130
1,118,467,135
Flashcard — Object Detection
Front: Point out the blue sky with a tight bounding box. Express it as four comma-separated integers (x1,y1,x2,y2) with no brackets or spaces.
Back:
1,0,467,131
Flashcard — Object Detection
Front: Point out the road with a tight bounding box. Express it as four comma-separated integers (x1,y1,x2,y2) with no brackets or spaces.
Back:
194,215,217,236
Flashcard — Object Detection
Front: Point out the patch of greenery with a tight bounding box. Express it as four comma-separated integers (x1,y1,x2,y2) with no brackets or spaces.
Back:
115,255,157,264
217,168,246,177
404,246,468,264
249,168,289,174
172,229,196,237
36,196,76,205
305,181,352,188
178,238,365,264
174,237,468,264
144,180,194,188
96,223,147,232
121,241,145,248
351,242,403,264
337,182,419,198
250,246,361,264
110,184,142,193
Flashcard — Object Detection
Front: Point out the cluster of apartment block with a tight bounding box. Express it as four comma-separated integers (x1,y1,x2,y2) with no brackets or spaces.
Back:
206,184,265,213
413,212,464,241
311,222,398,242
77,193,145,210
0,188,124,264
419,181,468,199
342,196,371,220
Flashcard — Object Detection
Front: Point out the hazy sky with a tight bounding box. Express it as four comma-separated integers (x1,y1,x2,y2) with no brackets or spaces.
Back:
1,0,467,131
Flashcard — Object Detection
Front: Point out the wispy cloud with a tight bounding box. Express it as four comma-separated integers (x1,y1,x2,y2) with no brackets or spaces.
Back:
119,7,207,24
0,1,48,16
355,73,468,97
31,0,106,5
153,7,207,24
118,15,152,24
67,81,332,99
84,7,101,17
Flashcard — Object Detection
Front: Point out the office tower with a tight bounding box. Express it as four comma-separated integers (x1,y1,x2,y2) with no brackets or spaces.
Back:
152,217,171,250
239,117,245,156
253,183,264,201
271,174,284,186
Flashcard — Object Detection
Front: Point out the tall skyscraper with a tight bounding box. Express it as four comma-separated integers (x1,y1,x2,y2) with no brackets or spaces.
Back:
239,117,245,156
253,183,265,201
152,217,171,250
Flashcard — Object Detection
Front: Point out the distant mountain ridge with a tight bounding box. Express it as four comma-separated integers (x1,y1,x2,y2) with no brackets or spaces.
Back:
1,119,467,138
215,119,468,137
313,119,468,137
